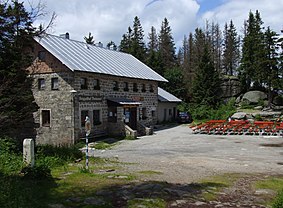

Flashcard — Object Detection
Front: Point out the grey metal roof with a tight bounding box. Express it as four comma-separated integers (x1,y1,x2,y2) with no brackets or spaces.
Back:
34,34,167,82
158,87,182,102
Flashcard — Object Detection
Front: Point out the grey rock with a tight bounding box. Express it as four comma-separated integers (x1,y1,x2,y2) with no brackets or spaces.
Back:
194,201,207,206
231,112,247,120
254,189,276,195
254,106,263,110
242,91,267,104
84,197,106,205
48,204,65,208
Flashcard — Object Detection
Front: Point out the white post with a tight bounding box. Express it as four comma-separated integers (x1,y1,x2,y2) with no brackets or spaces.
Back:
23,139,35,167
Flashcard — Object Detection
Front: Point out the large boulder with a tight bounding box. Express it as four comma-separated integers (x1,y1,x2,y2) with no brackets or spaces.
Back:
231,112,247,120
242,91,267,104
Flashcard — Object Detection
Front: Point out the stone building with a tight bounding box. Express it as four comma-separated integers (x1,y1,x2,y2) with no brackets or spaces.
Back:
157,87,181,123
28,34,167,145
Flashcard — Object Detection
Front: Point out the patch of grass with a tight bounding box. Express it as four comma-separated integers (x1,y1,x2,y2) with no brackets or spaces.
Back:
254,176,283,207
199,173,241,201
138,170,163,175
273,190,283,208
93,141,117,150
127,198,166,208
255,177,283,192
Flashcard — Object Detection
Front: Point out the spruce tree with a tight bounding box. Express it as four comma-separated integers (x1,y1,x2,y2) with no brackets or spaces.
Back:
119,26,132,53
0,1,39,140
239,10,265,91
262,27,279,105
84,32,94,45
147,26,162,74
222,20,240,76
158,18,176,73
192,45,222,107
106,41,117,50
119,16,146,62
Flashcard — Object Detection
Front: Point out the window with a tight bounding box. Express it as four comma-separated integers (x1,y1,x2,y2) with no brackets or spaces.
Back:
51,77,59,90
141,84,146,92
93,110,101,125
142,107,147,120
81,78,88,89
38,78,45,90
93,79,100,90
81,110,89,127
149,84,154,92
41,110,50,127
38,51,46,61
169,109,172,116
124,82,129,91
133,83,138,92
108,106,117,123
113,81,119,91
151,110,156,117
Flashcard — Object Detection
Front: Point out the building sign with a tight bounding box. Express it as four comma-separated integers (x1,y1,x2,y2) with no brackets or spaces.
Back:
132,96,144,101
79,96,102,102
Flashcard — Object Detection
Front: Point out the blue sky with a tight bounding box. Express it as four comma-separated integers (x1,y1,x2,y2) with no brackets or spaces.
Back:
196,0,224,14
25,0,283,48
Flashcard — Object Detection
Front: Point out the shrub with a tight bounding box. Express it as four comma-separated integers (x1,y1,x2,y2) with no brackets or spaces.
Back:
273,189,283,208
36,144,83,163
21,164,51,179
0,137,23,175
189,98,236,121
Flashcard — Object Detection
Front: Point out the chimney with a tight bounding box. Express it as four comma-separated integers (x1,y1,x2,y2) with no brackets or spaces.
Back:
95,41,103,48
60,32,70,39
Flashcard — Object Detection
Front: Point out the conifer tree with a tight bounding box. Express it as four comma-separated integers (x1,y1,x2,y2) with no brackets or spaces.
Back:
0,1,39,140
262,27,279,105
158,18,176,73
106,41,117,50
119,26,132,53
222,20,240,76
84,32,94,44
119,16,146,62
192,45,222,107
130,16,146,62
239,10,265,91
147,26,162,74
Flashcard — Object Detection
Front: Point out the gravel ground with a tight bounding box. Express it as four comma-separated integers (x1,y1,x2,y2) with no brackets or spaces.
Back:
91,124,283,183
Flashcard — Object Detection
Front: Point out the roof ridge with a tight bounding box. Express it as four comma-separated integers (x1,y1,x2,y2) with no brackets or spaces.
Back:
38,33,129,55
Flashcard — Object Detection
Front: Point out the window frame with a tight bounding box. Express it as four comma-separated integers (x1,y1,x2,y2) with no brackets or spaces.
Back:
113,81,119,91
38,51,46,61
51,77,59,90
93,79,100,90
123,82,129,91
38,78,45,90
133,83,138,92
149,84,154,92
80,78,88,90
93,109,101,125
41,109,51,127
141,84,146,92
108,106,117,123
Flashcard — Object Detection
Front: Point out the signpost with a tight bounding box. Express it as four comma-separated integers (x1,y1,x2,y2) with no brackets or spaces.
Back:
85,116,91,169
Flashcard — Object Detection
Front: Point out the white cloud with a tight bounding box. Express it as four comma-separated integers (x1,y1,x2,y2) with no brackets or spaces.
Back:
27,0,199,48
25,0,283,50
199,0,283,36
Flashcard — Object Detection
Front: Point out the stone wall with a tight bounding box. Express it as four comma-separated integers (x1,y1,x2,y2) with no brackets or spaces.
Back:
31,42,160,145
73,71,159,139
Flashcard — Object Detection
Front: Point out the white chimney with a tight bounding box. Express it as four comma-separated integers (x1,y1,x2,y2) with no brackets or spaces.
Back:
60,32,70,39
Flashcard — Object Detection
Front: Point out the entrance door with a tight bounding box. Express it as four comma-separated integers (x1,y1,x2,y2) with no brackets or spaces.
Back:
124,107,137,130
129,107,137,130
